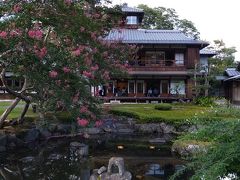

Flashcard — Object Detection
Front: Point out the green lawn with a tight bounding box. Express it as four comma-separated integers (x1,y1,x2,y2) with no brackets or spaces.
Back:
109,103,239,125
0,101,36,119
1,101,239,126
0,101,73,123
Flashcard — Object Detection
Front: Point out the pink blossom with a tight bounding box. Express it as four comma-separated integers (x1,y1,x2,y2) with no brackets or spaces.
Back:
56,101,64,109
72,49,81,56
80,106,88,113
83,71,93,78
28,29,43,40
102,71,110,80
84,55,92,66
95,120,103,127
91,32,97,40
102,51,108,58
90,64,99,71
55,80,61,86
72,92,79,103
77,118,89,127
13,4,22,13
28,30,36,39
35,30,43,40
72,96,78,103
0,31,7,39
80,27,85,32
71,46,85,57
94,13,101,18
90,113,96,120
63,67,71,73
49,70,58,78
9,29,22,37
64,0,72,6
35,47,47,59
92,47,98,54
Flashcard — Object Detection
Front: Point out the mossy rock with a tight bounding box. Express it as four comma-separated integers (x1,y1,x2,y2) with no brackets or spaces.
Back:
172,140,212,156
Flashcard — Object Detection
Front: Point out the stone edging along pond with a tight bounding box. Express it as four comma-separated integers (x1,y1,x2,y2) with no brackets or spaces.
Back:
0,115,200,155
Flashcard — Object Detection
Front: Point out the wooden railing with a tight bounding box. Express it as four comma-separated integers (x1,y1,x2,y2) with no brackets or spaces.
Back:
129,59,184,67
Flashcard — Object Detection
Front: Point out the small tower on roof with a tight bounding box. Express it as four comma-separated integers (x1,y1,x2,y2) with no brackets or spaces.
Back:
121,3,144,29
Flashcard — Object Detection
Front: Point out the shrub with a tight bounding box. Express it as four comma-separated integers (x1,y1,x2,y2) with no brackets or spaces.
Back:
154,103,172,110
193,96,216,107
109,109,140,119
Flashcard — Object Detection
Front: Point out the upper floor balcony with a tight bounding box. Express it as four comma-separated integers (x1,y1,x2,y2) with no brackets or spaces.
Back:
128,51,187,71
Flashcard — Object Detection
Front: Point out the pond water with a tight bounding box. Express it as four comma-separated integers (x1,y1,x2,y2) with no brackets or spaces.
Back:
0,134,187,180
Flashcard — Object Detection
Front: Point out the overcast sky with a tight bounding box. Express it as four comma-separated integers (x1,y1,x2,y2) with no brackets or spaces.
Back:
112,0,240,61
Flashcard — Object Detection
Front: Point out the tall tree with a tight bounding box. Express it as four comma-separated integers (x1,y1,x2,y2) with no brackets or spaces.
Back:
0,0,133,128
137,4,200,39
209,40,237,75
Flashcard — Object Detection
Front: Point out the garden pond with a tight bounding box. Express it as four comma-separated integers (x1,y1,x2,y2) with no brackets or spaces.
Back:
0,134,188,180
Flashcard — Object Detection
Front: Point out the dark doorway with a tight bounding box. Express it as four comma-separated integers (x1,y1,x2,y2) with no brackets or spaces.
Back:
161,80,169,95
146,80,160,97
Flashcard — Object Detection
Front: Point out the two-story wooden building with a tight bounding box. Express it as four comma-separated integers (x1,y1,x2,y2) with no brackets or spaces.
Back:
98,6,209,102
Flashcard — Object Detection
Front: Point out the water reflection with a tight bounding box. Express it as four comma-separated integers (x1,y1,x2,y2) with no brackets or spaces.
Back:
0,134,186,180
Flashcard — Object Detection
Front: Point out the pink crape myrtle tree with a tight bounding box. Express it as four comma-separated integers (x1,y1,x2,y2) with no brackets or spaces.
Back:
0,0,136,128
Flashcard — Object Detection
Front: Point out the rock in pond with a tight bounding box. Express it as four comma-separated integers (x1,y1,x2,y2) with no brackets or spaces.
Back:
172,141,209,156
24,129,40,142
84,128,102,135
160,123,176,134
0,146,6,152
70,142,88,158
20,156,35,163
39,128,52,139
135,123,163,134
90,157,132,180
0,134,7,147
117,128,134,134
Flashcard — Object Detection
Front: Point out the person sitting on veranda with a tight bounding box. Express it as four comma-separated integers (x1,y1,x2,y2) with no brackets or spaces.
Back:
147,88,153,97
122,87,127,96
153,88,159,97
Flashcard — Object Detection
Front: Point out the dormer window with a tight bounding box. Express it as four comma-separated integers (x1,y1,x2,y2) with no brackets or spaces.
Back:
126,16,137,25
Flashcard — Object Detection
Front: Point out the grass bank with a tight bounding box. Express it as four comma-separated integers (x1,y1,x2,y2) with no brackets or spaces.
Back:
0,101,36,119
109,103,240,125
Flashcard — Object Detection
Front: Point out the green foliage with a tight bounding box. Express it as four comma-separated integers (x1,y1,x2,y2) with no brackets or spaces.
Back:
154,103,172,110
209,106,240,119
137,4,200,39
108,109,140,119
193,96,216,107
209,40,237,76
172,109,240,179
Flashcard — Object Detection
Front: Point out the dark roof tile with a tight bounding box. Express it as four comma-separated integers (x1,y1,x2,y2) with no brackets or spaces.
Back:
104,29,208,46
200,48,217,55
121,6,144,13
225,68,240,77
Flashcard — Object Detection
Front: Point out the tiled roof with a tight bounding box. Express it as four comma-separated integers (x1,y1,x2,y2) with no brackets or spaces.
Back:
224,74,240,81
225,68,240,77
121,6,144,13
200,48,217,56
104,29,209,46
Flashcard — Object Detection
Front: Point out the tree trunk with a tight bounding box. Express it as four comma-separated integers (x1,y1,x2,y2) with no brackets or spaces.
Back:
0,98,21,128
17,102,30,124
204,72,209,96
0,68,31,128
